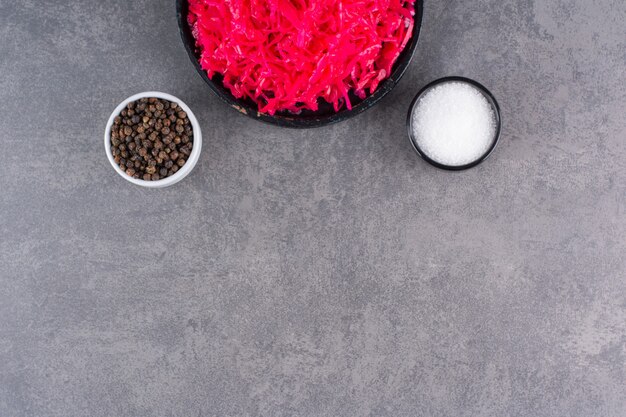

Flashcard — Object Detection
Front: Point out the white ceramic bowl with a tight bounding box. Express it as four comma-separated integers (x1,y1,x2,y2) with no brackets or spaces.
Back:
104,91,202,188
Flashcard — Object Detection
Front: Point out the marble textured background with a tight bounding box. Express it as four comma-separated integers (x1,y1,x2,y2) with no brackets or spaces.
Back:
0,0,624,416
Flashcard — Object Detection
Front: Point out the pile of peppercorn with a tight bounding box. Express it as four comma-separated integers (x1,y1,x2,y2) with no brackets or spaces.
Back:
110,97,193,181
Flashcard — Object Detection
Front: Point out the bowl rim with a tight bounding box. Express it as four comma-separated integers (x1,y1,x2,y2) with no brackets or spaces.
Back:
104,91,202,188
406,76,502,171
176,0,424,128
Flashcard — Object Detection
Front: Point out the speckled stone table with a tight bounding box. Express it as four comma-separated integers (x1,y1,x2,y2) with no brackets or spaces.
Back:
1,1,625,416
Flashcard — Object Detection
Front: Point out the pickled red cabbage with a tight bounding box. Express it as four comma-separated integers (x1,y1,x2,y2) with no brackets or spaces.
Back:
188,0,415,115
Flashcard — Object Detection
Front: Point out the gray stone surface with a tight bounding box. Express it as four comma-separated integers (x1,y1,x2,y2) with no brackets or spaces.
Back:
0,0,625,416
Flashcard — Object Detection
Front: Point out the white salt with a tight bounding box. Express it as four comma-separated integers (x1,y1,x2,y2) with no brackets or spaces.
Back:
410,81,496,167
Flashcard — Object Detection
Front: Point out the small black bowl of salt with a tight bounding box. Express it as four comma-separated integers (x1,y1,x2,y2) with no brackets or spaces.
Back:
407,76,501,170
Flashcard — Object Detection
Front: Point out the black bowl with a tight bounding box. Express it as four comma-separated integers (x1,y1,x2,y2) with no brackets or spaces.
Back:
406,76,502,171
176,0,424,128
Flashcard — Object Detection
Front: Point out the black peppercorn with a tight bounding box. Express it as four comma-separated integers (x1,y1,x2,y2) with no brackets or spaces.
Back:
110,97,193,181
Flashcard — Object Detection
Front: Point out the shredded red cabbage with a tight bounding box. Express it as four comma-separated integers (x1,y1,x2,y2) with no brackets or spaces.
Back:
188,0,415,115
